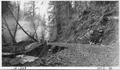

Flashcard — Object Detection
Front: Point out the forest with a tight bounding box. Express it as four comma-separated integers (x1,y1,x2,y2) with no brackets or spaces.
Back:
2,1,119,66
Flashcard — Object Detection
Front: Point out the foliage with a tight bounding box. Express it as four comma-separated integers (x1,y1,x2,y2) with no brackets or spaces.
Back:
55,1,118,45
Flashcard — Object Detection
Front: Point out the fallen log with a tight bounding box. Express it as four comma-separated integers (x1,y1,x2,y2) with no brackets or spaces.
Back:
2,41,42,56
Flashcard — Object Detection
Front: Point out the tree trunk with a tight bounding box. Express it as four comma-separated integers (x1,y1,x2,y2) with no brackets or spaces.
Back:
44,1,57,42
2,16,16,43
14,2,20,41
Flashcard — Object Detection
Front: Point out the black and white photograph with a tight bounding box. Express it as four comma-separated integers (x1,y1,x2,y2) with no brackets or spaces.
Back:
2,0,119,67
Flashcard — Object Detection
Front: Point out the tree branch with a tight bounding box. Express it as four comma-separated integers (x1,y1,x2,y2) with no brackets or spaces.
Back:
8,5,38,42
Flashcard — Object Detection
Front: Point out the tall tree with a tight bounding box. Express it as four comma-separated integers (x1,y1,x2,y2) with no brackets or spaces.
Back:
2,1,16,43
